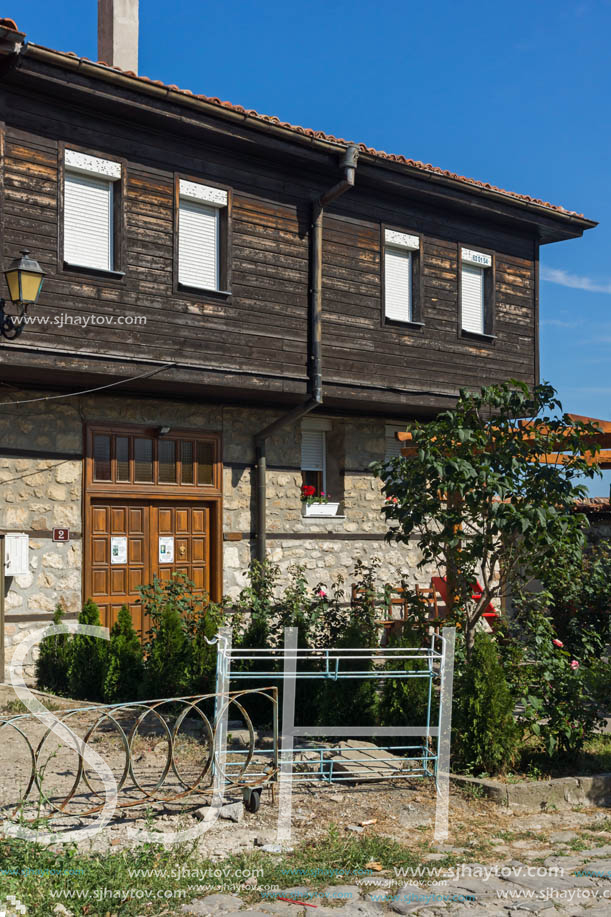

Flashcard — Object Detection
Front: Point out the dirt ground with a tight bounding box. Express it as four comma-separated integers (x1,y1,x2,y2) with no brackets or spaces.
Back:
0,684,608,863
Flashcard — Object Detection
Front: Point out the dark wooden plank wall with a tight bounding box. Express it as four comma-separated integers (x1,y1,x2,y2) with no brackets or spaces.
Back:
322,195,535,391
0,91,537,401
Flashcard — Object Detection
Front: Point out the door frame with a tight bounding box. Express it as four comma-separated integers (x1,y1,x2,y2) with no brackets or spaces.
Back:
82,423,223,609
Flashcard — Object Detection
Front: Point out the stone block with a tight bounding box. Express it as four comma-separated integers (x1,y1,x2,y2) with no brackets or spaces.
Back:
56,463,80,484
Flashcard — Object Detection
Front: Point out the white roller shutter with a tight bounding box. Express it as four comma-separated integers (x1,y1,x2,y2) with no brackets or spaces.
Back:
384,425,404,461
384,247,412,322
64,172,113,271
461,263,485,334
178,199,219,290
301,430,325,472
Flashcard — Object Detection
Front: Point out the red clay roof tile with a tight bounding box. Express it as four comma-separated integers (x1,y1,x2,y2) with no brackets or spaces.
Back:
22,36,590,220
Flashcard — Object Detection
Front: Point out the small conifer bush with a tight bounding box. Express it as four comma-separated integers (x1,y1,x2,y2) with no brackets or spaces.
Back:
35,603,72,695
103,605,144,703
454,632,518,775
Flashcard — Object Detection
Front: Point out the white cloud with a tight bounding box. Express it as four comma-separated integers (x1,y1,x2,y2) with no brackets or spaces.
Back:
541,266,611,294
541,318,583,328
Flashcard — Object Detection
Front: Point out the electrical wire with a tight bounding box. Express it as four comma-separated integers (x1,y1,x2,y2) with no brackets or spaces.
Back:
0,362,176,408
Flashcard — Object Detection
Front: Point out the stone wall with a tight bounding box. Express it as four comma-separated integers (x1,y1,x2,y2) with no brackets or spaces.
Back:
0,389,424,676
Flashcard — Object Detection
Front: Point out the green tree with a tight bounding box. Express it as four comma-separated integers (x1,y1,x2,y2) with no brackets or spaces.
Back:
372,381,600,657
68,599,108,701
103,605,144,703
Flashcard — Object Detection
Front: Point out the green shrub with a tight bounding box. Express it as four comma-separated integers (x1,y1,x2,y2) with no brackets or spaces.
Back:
68,599,108,702
35,603,72,695
138,573,228,699
378,631,436,729
185,598,225,696
314,560,381,728
103,605,144,703
515,604,604,758
142,600,191,699
454,632,519,775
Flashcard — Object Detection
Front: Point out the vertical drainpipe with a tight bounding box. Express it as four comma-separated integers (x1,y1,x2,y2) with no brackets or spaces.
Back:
254,145,359,564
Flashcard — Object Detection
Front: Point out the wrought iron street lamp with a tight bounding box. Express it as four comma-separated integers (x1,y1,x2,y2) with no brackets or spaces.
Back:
1,249,45,339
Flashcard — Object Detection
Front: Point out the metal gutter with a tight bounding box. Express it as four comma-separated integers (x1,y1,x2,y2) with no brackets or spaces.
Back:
253,146,359,563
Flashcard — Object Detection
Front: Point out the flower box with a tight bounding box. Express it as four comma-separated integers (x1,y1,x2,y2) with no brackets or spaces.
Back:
302,502,340,518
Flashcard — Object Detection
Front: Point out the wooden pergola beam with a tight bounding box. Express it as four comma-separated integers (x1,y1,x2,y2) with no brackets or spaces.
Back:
396,415,611,466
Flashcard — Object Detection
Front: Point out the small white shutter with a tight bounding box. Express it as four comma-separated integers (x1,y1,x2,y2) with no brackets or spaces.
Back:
178,199,219,290
461,263,485,334
384,247,412,322
384,425,404,461
301,430,325,471
64,172,113,271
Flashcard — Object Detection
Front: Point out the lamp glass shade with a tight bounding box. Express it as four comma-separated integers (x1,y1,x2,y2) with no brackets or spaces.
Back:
4,251,45,305
5,269,21,303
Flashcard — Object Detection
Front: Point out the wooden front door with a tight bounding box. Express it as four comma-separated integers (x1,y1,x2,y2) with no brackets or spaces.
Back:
153,504,210,594
88,500,210,633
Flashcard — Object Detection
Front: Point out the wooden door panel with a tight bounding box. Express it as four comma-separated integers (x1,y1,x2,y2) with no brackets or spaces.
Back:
92,569,108,596
91,506,108,532
88,500,150,634
87,499,213,638
111,568,127,594
191,538,205,562
158,508,173,533
129,507,145,532
151,504,210,595
111,507,127,532
92,538,107,563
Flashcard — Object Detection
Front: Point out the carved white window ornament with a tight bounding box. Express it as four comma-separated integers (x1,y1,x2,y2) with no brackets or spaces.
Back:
384,229,420,250
179,180,228,207
461,248,492,268
65,149,121,180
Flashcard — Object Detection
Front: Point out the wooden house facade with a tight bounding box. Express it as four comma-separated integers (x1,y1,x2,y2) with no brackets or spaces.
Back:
0,11,596,670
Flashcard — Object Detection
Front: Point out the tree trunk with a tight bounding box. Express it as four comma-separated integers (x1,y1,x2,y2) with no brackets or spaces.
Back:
465,618,476,660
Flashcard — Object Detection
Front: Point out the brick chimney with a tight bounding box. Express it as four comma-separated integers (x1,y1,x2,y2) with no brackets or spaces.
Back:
98,0,138,73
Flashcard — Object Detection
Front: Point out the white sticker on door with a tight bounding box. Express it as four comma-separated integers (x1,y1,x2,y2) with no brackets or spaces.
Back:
110,536,128,565
158,536,175,563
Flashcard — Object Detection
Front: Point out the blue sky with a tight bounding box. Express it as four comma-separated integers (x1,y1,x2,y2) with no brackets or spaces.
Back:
15,0,611,494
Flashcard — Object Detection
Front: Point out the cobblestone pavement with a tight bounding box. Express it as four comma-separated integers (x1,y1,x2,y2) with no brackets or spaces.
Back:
181,843,611,916
179,810,611,917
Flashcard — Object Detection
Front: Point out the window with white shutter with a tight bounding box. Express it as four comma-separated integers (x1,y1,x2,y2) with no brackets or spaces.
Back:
178,180,228,292
461,264,485,334
301,425,327,497
460,248,493,335
383,229,421,324
385,248,412,322
63,150,121,272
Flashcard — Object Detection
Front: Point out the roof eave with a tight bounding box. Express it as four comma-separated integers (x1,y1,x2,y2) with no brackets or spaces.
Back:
23,43,597,236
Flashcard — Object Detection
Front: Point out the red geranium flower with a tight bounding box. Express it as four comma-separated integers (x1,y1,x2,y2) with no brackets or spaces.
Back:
301,484,316,498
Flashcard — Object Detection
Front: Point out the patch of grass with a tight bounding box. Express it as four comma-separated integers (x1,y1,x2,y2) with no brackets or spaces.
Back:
0,698,62,716
456,782,485,800
585,817,611,834
494,830,517,842
0,828,425,916
243,825,420,890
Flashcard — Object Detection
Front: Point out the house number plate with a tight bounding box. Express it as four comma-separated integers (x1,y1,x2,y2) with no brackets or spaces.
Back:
52,528,70,542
